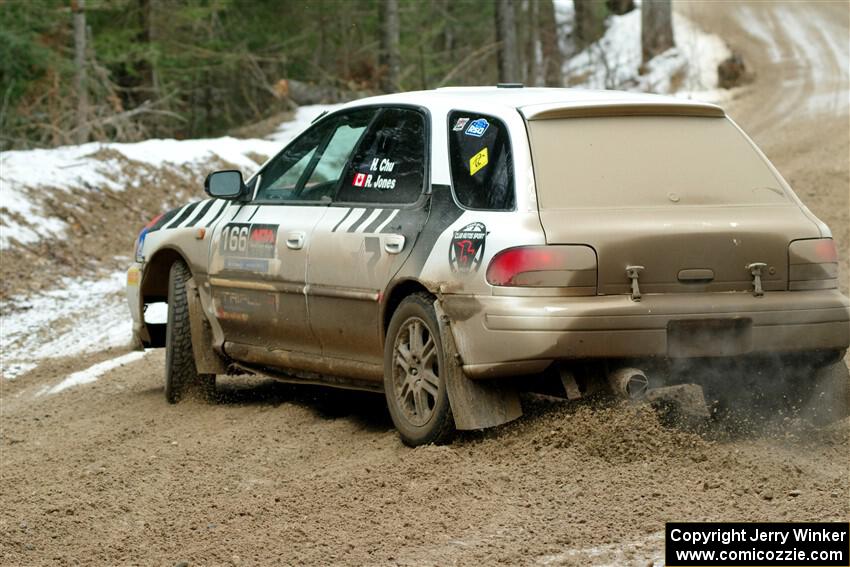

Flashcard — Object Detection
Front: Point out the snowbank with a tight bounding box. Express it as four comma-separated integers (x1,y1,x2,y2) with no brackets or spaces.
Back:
555,1,731,100
268,103,345,143
0,104,336,249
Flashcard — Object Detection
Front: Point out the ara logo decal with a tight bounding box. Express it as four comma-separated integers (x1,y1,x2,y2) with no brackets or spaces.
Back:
465,118,489,137
449,222,487,273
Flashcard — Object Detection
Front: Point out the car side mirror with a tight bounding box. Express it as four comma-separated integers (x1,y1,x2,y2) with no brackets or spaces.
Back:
204,170,246,200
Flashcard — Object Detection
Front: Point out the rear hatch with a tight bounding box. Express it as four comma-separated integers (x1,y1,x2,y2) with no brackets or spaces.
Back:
525,112,821,294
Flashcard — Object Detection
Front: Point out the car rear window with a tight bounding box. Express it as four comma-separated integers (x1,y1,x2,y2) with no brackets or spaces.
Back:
448,111,515,210
527,115,790,209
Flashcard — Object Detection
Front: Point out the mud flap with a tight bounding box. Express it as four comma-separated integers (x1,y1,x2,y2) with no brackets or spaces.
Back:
185,278,228,375
434,301,523,430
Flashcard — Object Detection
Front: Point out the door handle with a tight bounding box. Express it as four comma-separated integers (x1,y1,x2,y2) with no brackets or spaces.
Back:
383,234,405,254
286,231,305,250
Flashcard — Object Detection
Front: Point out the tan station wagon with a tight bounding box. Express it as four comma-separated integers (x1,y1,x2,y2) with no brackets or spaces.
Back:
127,87,850,446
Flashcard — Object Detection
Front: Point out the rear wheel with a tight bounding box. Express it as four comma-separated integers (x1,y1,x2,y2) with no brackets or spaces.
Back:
165,260,216,403
384,293,455,446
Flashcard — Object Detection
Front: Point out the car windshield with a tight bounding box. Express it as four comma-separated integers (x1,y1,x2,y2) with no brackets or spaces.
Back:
527,115,790,209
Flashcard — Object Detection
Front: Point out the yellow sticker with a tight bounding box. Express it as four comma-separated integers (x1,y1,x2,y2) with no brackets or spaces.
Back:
469,147,488,176
126,267,141,286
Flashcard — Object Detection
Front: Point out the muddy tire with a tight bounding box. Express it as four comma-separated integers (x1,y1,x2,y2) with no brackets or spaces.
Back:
165,260,215,403
384,293,455,447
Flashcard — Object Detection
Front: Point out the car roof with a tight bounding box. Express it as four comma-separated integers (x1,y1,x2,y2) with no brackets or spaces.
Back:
339,86,725,120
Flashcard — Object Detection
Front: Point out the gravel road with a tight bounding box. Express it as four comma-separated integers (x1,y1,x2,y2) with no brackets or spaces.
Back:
1,2,848,565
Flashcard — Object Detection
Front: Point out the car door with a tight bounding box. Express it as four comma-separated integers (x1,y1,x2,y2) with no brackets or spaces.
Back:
208,108,377,355
308,106,430,367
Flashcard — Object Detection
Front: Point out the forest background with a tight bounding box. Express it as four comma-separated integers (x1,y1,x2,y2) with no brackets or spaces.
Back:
0,0,680,150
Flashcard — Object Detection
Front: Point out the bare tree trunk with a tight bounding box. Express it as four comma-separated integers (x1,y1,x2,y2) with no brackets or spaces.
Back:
314,0,330,82
641,0,674,64
138,0,153,88
527,0,543,86
606,0,634,15
517,0,528,84
495,0,520,82
379,0,400,92
137,0,163,137
573,0,607,46
72,0,89,143
441,0,454,59
540,0,563,86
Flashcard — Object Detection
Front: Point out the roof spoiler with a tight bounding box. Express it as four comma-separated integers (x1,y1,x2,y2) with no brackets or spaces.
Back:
521,100,725,120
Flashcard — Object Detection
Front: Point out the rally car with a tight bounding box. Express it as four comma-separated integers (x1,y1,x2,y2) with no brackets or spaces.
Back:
127,86,850,446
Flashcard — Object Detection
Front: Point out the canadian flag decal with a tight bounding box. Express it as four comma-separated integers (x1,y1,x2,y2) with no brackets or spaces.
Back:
353,173,367,187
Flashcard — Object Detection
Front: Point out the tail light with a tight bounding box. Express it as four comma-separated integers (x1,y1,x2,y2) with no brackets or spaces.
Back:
486,245,597,294
788,238,838,290
135,213,163,262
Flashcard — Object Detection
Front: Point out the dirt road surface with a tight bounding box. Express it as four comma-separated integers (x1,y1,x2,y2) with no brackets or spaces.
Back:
2,2,848,565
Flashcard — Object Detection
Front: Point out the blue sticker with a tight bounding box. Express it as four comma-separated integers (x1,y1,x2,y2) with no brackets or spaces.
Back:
134,227,149,262
465,118,489,137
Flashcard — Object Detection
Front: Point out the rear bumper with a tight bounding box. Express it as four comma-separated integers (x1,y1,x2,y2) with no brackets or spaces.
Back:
442,290,850,378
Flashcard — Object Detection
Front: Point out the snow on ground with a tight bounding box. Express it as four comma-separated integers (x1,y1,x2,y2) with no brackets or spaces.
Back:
39,351,147,395
0,271,130,380
0,138,269,248
555,1,732,102
0,104,338,384
0,104,336,249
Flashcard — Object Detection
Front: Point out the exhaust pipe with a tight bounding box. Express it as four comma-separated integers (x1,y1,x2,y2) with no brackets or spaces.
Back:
607,367,649,400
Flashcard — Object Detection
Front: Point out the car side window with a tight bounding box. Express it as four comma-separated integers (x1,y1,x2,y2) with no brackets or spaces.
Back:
447,111,515,210
256,109,375,202
336,107,426,205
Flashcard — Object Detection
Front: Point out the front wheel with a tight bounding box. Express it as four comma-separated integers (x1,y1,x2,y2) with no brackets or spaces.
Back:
165,260,216,403
384,293,455,446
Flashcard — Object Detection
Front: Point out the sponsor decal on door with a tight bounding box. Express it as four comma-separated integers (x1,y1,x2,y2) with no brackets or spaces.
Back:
220,223,278,258
449,222,487,273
